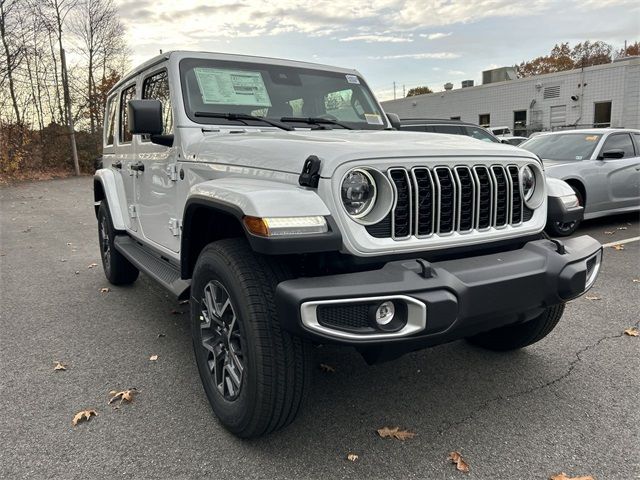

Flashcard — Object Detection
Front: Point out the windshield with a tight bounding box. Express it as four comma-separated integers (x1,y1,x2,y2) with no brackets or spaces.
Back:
465,126,500,143
520,133,602,161
179,58,386,130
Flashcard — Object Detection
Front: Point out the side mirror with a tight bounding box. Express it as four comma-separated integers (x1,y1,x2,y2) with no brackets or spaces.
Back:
386,112,401,130
128,99,173,147
600,148,624,160
501,139,509,144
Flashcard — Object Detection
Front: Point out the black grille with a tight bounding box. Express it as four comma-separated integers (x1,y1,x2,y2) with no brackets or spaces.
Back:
412,168,434,236
317,304,371,332
365,213,392,237
508,166,522,224
475,166,492,229
492,166,509,227
435,168,455,233
455,167,474,231
389,169,411,238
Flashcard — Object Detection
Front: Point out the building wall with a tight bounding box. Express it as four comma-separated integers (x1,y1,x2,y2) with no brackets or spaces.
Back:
381,58,640,133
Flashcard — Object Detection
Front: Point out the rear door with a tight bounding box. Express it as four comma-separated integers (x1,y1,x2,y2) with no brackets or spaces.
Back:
596,133,640,210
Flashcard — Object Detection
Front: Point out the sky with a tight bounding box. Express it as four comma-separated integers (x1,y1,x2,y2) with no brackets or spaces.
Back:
114,0,640,101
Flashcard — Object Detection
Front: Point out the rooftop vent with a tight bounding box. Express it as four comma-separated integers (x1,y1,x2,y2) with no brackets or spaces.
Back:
461,80,474,88
482,67,517,84
444,82,453,91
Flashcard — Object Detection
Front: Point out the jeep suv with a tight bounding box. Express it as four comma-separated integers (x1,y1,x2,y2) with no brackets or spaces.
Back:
94,51,602,438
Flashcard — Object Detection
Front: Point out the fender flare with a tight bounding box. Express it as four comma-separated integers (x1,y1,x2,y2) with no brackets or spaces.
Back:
94,169,127,230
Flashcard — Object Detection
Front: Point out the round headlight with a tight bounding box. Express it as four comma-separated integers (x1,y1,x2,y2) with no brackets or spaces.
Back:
341,169,376,218
521,165,536,202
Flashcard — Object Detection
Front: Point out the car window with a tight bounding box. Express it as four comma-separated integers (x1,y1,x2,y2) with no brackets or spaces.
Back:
142,69,173,136
105,95,117,146
634,133,640,153
400,125,428,132
520,133,602,161
464,126,499,143
431,125,463,135
119,84,136,144
600,133,635,158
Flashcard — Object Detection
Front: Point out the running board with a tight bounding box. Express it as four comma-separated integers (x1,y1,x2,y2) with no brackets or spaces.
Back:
114,236,190,300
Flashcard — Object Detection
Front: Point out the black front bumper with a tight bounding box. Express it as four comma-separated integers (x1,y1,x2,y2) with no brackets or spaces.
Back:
547,196,584,225
275,236,602,349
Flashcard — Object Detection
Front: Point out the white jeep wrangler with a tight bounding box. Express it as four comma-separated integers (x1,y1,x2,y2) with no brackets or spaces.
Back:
94,51,602,438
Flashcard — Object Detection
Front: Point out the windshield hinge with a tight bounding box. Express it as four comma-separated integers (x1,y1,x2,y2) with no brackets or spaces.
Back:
166,163,178,181
128,205,137,218
168,218,182,237
299,155,321,188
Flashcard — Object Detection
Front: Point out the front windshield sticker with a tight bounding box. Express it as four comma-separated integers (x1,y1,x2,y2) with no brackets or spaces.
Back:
576,155,583,160
584,135,598,141
193,67,272,107
345,74,360,84
364,113,383,125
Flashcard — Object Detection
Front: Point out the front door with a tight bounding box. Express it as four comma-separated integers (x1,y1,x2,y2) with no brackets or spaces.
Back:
133,67,180,252
596,133,640,211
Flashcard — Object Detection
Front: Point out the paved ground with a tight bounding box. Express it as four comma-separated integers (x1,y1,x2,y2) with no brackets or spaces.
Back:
1,177,638,480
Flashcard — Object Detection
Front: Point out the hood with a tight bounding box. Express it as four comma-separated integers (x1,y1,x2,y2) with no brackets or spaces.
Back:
542,158,579,168
192,129,537,176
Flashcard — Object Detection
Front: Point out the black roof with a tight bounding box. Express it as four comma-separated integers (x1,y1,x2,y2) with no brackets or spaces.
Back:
399,118,480,127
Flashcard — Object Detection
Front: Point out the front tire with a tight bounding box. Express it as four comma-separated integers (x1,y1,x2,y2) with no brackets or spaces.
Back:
191,239,312,438
97,201,139,285
467,304,565,351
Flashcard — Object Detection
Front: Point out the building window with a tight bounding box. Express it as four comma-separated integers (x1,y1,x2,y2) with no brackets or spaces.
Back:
594,101,611,128
478,114,490,127
119,84,136,144
549,105,566,130
513,110,527,136
450,116,461,120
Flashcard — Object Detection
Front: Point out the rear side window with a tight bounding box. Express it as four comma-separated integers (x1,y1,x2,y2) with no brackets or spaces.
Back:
119,84,136,144
142,70,173,135
601,133,635,158
431,125,463,135
400,125,428,132
105,95,117,146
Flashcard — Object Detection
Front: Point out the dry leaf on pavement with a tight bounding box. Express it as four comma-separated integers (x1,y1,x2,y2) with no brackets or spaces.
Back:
448,451,470,473
624,327,639,337
549,473,595,480
108,388,138,405
157,333,166,338
632,279,640,283
603,231,614,235
72,409,97,426
584,295,601,301
88,263,98,268
54,361,67,371
149,355,158,361
170,309,185,315
100,287,110,293
376,426,416,440
617,226,627,230
319,363,336,373
613,244,625,251
179,299,189,305
346,453,359,462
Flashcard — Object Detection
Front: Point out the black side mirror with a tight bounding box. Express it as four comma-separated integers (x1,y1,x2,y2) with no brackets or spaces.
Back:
128,99,174,147
600,148,625,160
386,112,401,130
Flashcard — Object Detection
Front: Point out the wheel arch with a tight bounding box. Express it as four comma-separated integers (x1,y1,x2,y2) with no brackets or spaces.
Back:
93,169,127,230
562,178,586,206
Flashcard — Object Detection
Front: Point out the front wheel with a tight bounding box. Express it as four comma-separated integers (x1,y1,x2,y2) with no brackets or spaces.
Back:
466,304,565,351
191,239,312,438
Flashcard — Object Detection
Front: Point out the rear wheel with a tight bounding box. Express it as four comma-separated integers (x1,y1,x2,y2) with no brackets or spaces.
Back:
467,304,565,351
191,239,312,438
546,187,583,237
97,201,139,285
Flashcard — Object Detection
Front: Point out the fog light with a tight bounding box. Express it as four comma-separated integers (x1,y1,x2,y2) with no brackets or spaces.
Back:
375,301,395,326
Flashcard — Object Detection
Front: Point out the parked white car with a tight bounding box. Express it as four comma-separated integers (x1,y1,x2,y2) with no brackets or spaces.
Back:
94,51,602,438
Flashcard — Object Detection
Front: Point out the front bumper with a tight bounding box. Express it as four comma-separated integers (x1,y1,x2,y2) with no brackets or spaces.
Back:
275,236,602,348
547,195,584,225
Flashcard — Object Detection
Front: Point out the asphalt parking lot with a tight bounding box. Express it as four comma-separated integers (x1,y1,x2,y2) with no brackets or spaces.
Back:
1,177,638,480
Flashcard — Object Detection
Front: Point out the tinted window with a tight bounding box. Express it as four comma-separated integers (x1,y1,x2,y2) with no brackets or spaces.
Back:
431,125,463,135
464,126,499,143
119,84,136,143
520,133,602,161
105,95,116,146
634,133,640,151
601,133,635,158
400,125,428,132
142,70,173,135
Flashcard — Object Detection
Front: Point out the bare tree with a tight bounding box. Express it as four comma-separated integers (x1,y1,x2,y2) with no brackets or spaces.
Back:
0,0,24,124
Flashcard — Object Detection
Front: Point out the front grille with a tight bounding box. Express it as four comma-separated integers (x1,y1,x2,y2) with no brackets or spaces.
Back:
367,164,526,240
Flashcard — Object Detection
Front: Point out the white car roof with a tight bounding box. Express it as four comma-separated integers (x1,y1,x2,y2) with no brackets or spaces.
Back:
534,128,640,136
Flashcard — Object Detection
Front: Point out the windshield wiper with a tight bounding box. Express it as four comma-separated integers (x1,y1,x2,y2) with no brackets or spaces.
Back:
280,116,354,130
193,112,294,131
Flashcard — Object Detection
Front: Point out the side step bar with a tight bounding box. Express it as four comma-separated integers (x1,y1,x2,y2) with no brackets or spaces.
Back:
114,236,190,300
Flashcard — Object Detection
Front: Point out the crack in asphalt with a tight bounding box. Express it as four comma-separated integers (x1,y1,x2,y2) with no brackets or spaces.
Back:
437,321,639,435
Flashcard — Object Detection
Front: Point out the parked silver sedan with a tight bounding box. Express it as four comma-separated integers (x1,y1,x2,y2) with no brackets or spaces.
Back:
520,128,640,235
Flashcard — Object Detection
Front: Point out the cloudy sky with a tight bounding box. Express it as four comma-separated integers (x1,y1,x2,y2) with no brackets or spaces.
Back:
115,0,639,100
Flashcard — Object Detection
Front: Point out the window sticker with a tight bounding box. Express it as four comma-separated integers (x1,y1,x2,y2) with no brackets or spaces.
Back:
346,74,360,84
193,67,272,106
584,135,598,141
575,155,583,160
364,113,383,125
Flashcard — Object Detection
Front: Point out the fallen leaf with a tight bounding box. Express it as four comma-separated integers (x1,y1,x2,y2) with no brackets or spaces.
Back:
632,279,640,283
170,309,185,315
157,333,166,338
617,226,627,230
108,388,138,405
72,409,97,426
585,295,601,301
60,258,67,262
100,287,110,293
23,227,32,233
613,244,625,251
376,426,416,441
346,453,359,462
319,363,336,373
54,361,67,371
75,271,80,275
179,299,189,305
149,355,158,361
66,242,72,246
603,231,615,235
549,473,595,480
448,451,470,473
88,263,98,269
624,327,639,337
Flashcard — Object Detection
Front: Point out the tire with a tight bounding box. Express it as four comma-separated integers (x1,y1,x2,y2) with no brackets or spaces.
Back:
466,304,565,351
97,201,139,285
546,187,583,237
190,239,312,438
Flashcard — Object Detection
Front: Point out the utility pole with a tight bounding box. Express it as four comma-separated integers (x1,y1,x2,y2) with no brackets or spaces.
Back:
61,48,80,176
393,81,396,100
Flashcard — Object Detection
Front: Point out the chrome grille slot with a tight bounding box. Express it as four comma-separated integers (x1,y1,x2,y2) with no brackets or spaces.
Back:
454,166,475,232
434,167,456,234
411,168,435,236
388,168,412,239
491,166,509,227
508,165,523,224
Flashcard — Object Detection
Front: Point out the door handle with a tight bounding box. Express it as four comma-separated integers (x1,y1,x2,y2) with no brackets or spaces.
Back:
131,162,145,172
112,160,122,169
